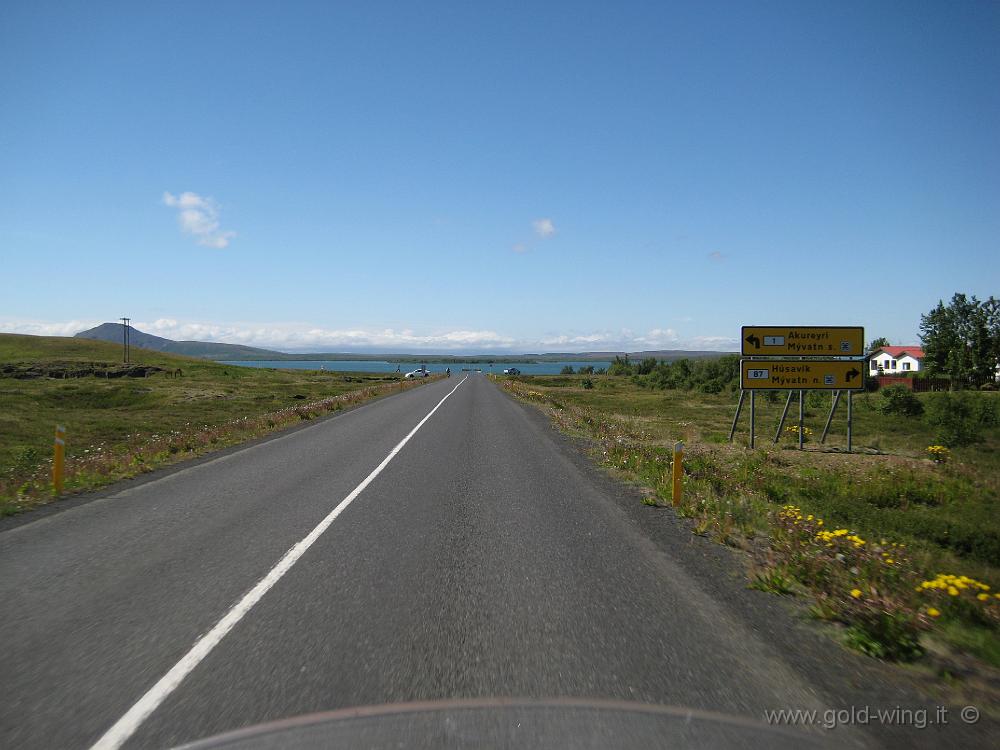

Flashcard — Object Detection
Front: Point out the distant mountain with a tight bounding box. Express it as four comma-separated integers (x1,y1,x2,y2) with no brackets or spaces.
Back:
73,323,735,362
74,323,284,359
523,350,735,362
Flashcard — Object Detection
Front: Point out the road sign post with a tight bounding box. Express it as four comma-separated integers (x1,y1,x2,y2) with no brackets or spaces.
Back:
847,391,853,452
798,390,804,450
773,391,794,443
821,391,841,444
728,390,746,443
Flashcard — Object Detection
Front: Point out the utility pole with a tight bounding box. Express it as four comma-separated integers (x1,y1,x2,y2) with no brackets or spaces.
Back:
120,317,130,364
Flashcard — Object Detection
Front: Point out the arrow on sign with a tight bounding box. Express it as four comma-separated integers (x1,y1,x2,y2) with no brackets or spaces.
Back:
846,368,860,383
745,334,760,350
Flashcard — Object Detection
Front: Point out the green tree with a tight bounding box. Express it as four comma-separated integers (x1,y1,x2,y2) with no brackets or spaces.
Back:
920,300,958,380
607,356,633,376
920,293,1000,388
671,358,692,385
866,337,891,354
635,357,658,375
988,297,1000,360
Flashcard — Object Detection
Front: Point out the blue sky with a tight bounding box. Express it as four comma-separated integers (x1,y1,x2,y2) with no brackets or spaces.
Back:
2,1,998,353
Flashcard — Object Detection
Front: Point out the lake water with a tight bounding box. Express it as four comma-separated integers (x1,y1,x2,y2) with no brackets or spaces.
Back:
217,360,613,376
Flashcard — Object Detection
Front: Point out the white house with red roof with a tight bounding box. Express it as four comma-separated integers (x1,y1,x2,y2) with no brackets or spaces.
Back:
869,345,925,375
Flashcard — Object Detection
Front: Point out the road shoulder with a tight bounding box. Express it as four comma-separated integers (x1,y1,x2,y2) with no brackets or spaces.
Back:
494,382,997,748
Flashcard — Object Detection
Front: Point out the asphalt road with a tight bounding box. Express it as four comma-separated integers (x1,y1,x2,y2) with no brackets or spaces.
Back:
0,374,992,748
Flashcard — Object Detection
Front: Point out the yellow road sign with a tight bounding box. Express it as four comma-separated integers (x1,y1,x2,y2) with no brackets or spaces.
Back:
741,326,864,357
741,359,865,390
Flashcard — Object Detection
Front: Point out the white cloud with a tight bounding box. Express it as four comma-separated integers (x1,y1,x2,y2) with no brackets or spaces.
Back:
532,218,556,238
130,320,518,351
537,328,734,352
685,335,739,349
0,319,738,353
708,251,725,261
634,328,680,348
539,333,616,347
0,319,101,337
162,191,236,248
512,218,556,253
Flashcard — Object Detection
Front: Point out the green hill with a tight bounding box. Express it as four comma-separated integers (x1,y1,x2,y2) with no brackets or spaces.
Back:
0,333,416,515
75,323,282,359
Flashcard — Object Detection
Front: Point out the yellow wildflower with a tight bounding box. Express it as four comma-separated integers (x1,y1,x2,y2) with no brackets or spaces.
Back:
850,589,862,599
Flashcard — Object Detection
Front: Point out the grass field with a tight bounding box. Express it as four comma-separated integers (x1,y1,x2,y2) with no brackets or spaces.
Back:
500,373,1000,669
0,334,435,515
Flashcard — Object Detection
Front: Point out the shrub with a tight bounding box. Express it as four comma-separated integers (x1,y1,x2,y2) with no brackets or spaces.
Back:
609,355,740,392
845,614,924,661
923,392,994,446
772,505,928,660
10,446,41,477
750,566,797,595
581,378,594,389
926,445,950,463
560,365,575,375
607,356,633,376
807,390,830,408
784,425,813,443
700,380,723,394
878,385,923,417
635,357,658,375
977,395,999,425
917,573,1000,629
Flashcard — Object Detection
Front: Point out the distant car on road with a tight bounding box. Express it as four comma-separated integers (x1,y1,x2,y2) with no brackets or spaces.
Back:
404,368,429,379
503,367,521,375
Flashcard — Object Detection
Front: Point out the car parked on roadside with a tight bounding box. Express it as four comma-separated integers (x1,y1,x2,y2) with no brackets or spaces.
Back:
503,367,521,375
404,368,429,378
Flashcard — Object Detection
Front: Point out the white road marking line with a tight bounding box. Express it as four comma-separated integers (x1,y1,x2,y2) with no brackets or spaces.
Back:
89,376,468,750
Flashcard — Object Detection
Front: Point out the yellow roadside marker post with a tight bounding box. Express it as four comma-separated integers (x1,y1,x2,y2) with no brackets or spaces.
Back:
671,441,683,506
53,425,66,495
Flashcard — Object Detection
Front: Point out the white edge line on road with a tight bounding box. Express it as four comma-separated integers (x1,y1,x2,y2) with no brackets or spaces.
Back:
89,375,468,750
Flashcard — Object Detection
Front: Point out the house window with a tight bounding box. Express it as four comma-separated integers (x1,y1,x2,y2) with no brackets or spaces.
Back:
890,360,896,369
903,362,910,371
